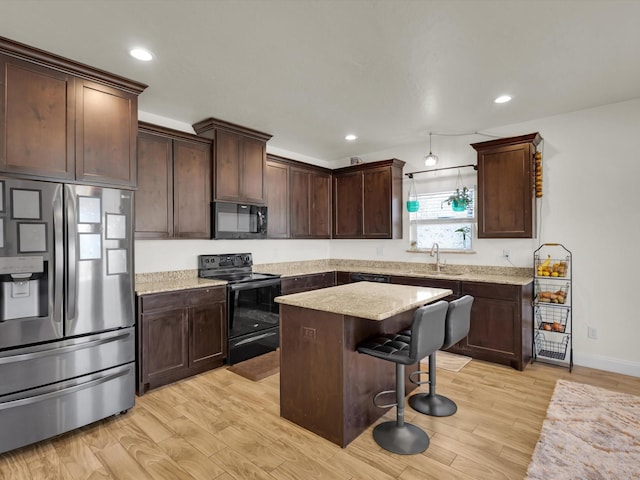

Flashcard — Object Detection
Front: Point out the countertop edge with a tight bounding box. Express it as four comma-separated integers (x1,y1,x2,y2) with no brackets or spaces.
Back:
276,283,453,320
273,268,532,286
135,264,532,295
135,278,227,295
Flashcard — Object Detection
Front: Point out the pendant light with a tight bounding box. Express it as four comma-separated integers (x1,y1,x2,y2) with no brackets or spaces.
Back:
424,132,439,167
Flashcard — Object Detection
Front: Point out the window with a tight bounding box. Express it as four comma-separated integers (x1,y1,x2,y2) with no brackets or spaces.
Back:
410,188,475,251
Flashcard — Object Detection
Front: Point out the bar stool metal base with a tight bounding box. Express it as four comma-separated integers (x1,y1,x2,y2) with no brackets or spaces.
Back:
372,421,430,455
409,393,457,417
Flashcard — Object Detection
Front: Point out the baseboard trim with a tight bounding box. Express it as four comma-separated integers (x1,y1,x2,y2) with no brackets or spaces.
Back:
574,352,640,378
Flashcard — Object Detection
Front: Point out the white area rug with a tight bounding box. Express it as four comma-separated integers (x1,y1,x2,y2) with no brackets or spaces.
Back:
526,379,640,480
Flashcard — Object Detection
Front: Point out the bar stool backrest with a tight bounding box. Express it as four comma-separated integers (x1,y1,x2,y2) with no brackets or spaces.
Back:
443,295,474,350
411,300,448,362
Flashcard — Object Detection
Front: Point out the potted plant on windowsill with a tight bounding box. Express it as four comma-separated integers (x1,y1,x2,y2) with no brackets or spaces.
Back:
455,225,472,248
442,186,471,212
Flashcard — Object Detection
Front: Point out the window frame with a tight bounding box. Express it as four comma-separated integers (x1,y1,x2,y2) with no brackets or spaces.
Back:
409,188,476,252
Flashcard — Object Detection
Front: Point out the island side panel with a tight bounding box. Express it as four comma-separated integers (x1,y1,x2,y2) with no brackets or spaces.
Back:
280,304,420,447
280,305,345,446
342,310,418,446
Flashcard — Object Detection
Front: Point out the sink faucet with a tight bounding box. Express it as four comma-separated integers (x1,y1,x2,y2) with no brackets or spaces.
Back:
430,242,441,272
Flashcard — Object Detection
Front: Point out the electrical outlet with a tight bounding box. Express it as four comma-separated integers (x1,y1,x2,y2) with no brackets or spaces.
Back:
502,249,510,259
588,327,598,339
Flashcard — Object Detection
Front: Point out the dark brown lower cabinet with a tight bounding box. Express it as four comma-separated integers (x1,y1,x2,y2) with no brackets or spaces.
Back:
137,286,226,394
454,281,533,371
335,271,353,285
281,272,336,294
389,275,533,371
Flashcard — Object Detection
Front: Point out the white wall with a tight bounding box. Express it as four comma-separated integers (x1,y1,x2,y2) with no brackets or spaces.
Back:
330,99,640,376
135,239,330,273
136,101,640,376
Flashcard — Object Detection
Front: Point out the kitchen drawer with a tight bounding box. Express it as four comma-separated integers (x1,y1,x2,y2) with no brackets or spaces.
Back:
187,287,226,306
281,272,335,294
0,363,134,454
140,290,186,312
461,281,520,301
0,327,135,396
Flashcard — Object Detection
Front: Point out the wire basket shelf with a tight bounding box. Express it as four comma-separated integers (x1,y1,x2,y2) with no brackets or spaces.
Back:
534,331,570,360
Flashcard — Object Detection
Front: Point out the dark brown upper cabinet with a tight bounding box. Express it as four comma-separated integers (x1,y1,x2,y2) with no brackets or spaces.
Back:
471,133,542,238
0,37,146,187
136,123,212,239
192,117,272,205
290,165,331,238
332,159,405,239
266,154,331,239
265,158,290,238
75,80,139,187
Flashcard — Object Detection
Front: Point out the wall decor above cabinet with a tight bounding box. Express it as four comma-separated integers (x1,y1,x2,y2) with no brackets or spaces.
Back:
332,158,405,239
136,122,212,239
0,36,147,188
471,132,542,238
193,117,272,205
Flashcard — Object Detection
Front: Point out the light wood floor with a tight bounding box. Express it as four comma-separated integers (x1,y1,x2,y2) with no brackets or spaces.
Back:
2,359,640,480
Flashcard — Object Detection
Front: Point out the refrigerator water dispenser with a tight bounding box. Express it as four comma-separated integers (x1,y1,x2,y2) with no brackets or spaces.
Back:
0,256,47,321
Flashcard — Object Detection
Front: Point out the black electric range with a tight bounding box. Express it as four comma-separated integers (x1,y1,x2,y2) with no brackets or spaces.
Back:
197,253,281,365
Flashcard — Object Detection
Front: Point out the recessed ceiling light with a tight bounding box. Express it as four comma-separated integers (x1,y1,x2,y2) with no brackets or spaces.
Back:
494,95,512,104
130,48,153,61
345,134,357,141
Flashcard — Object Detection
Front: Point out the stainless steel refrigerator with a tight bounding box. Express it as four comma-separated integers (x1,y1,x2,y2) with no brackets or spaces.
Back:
0,177,135,454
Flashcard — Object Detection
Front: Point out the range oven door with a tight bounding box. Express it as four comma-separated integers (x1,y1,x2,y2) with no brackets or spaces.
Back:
227,278,280,365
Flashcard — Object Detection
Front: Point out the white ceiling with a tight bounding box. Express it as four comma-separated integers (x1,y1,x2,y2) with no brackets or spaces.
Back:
1,0,639,162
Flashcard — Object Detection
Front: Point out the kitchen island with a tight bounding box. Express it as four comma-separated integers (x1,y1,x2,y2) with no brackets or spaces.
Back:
275,281,452,447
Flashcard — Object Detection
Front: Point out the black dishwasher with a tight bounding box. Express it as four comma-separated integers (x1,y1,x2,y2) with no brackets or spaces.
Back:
350,272,390,283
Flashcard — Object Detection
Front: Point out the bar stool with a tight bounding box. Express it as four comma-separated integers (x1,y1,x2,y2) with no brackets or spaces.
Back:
356,300,448,455
409,295,474,417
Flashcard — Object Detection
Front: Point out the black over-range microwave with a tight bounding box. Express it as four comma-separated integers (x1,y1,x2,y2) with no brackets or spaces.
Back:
211,201,268,239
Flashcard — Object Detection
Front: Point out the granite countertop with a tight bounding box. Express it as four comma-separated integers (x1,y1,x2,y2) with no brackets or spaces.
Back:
135,270,226,295
275,281,452,321
135,259,533,295
255,259,533,286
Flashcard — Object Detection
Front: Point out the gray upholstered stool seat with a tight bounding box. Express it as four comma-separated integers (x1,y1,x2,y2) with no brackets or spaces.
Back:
409,295,474,417
357,300,448,455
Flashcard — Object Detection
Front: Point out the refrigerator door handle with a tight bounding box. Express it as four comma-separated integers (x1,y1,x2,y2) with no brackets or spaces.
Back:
0,366,132,410
53,185,64,330
0,330,132,365
65,186,77,322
